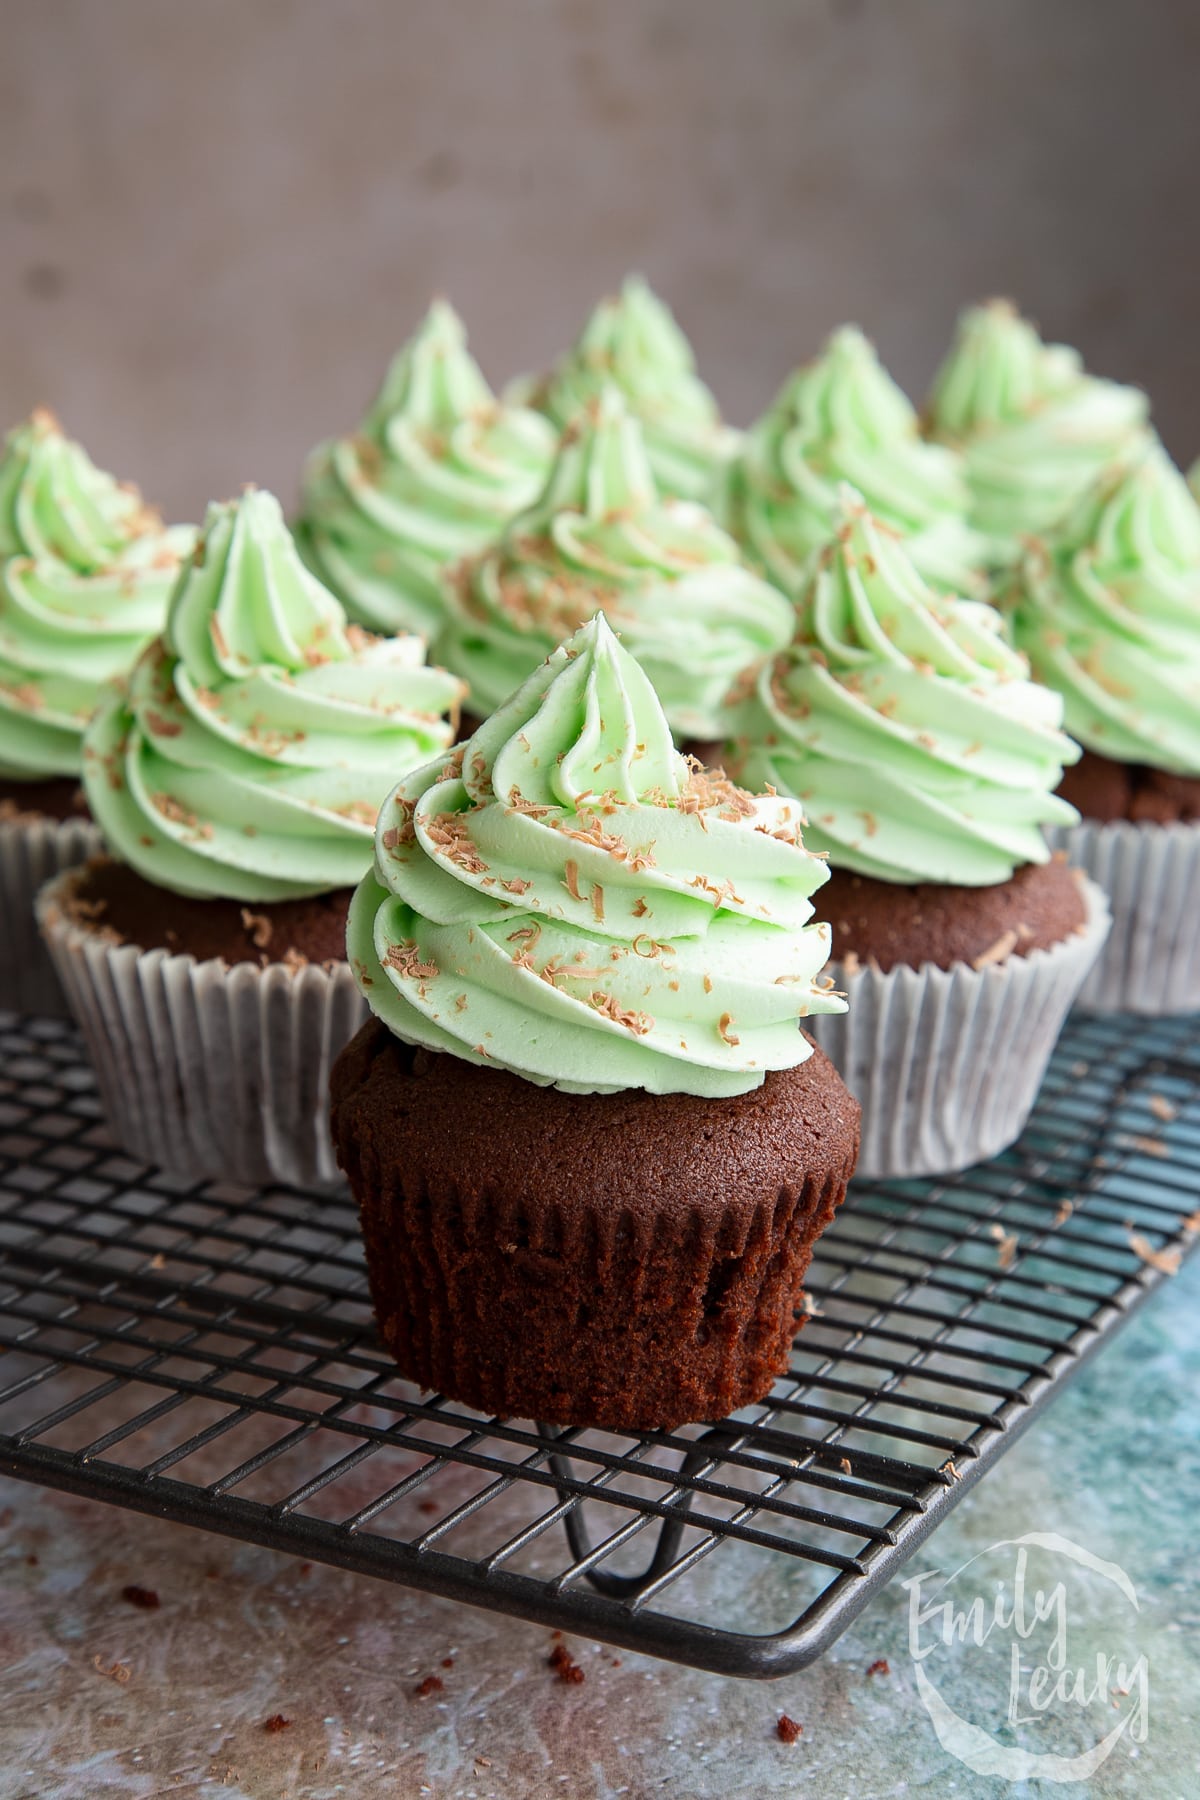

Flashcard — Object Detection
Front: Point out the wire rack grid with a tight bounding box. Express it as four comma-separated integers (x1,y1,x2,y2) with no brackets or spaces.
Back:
1,1008,1197,1679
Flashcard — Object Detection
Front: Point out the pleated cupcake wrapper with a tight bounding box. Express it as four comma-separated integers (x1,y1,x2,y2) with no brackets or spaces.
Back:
1,815,105,1016
1044,820,1200,1014
805,877,1111,1180
37,867,366,1190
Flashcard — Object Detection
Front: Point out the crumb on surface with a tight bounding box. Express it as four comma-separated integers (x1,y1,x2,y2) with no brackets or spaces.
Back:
867,1658,890,1677
548,1643,585,1685
262,1714,292,1733
414,1674,444,1698
776,1713,803,1744
120,1584,159,1610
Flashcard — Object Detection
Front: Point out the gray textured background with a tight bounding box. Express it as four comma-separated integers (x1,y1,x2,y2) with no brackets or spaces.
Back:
2,0,1197,522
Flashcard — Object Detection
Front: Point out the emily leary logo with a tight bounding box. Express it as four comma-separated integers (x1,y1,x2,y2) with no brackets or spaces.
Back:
902,1532,1149,1782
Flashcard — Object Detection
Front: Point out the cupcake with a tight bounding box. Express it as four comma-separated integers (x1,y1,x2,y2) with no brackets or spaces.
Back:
295,300,556,639
330,613,859,1430
717,326,986,600
724,488,1110,1178
927,299,1150,569
38,488,464,1187
521,274,740,502
436,387,793,740
1011,442,1200,1011
0,410,193,1013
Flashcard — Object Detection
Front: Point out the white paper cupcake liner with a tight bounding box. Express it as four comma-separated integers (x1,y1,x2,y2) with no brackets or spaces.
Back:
37,866,367,1189
805,877,1111,1180
1,814,105,1015
1044,820,1200,1014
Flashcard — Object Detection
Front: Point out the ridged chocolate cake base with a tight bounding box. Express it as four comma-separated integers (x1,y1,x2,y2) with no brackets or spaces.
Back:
331,1022,861,1431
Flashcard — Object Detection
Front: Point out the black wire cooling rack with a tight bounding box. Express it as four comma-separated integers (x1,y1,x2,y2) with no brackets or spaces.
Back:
1,1009,1198,1679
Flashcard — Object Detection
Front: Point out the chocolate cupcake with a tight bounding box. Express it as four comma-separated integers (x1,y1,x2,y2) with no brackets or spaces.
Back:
717,326,986,601
0,411,193,1013
927,299,1150,570
436,387,793,739
295,300,556,639
38,488,464,1187
1012,443,1200,1011
724,488,1110,1178
519,274,741,503
331,614,859,1430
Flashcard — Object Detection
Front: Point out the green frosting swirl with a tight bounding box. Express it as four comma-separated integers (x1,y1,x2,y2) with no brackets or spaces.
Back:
928,300,1150,563
436,388,793,738
0,410,193,779
1012,443,1200,774
528,275,740,502
718,326,985,600
726,488,1079,885
349,613,843,1096
84,489,465,902
296,301,557,639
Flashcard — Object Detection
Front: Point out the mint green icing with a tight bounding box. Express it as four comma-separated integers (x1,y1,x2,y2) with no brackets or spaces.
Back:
0,411,193,779
436,388,793,738
726,488,1079,885
1013,443,1200,774
718,326,985,600
295,301,556,639
84,489,465,902
928,300,1150,563
527,275,740,503
350,613,843,1096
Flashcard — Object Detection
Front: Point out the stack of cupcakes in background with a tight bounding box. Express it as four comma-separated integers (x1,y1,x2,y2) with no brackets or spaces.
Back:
717,323,988,600
723,487,1110,1178
0,411,193,1012
37,488,464,1188
332,613,859,1429
436,385,793,744
926,298,1151,569
516,273,743,502
295,299,557,640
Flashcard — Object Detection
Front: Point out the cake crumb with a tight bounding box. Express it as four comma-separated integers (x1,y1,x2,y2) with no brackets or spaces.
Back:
121,1584,159,1610
941,1459,962,1482
1128,1232,1181,1276
414,1675,444,1698
776,1714,803,1744
838,1457,852,1475
1053,1198,1074,1226
867,1658,890,1678
1148,1094,1178,1122
548,1643,585,1685
263,1714,292,1733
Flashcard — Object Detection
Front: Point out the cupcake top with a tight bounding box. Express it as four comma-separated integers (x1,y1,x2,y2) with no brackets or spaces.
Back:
0,410,193,780
526,275,740,502
349,612,844,1097
1012,442,1200,775
725,488,1079,885
927,300,1150,562
437,388,793,738
718,326,985,599
295,300,557,639
84,488,465,903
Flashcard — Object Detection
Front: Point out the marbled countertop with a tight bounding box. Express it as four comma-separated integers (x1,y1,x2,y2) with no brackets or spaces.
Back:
2,1240,1197,1800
